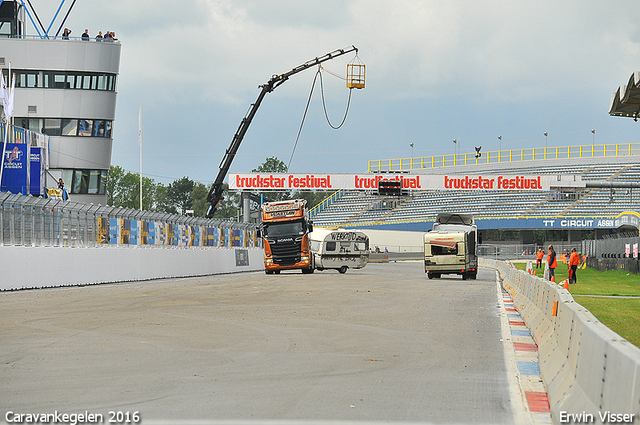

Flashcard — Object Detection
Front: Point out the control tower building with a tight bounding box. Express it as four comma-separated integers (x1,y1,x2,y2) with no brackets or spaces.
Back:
0,0,121,204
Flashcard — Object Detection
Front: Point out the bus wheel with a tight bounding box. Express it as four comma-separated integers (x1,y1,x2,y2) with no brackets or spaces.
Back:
339,266,348,274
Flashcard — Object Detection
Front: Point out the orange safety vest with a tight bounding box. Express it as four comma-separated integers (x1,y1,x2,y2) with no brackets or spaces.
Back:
536,250,544,260
547,251,557,268
569,252,580,267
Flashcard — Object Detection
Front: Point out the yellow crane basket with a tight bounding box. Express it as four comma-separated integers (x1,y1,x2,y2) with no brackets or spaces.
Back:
346,62,365,89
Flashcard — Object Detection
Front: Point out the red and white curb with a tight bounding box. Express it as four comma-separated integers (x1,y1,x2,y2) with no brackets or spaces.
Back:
497,273,552,425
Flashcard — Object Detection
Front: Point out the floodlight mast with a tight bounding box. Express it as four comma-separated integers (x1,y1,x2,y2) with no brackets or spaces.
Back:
205,45,359,218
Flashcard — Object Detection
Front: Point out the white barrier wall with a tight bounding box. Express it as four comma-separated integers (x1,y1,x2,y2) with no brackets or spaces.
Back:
0,246,264,290
481,258,640,424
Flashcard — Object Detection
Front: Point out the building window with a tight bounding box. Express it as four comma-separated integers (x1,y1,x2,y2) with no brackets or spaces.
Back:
78,119,93,136
66,73,76,89
42,119,62,136
93,120,105,137
88,170,101,194
60,168,108,195
16,117,113,138
13,69,117,91
100,170,108,195
62,119,78,136
62,170,74,190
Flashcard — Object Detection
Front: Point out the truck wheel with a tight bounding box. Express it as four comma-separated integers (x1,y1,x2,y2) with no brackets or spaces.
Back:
265,270,272,275
427,272,434,279
302,267,314,274
471,273,477,280
462,273,468,280
274,270,281,274
339,266,348,274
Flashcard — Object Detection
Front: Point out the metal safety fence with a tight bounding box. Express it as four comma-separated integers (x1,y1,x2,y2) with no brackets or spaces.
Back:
0,192,259,248
368,142,640,172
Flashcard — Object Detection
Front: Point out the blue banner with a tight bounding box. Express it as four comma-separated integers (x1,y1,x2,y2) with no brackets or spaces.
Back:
109,218,118,245
148,222,155,245
1,143,28,194
130,220,138,245
358,211,640,232
29,147,44,195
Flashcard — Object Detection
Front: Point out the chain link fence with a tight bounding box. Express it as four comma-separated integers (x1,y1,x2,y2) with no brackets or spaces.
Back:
0,192,259,248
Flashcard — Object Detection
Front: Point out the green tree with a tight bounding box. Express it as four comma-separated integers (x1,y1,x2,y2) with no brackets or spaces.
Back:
252,156,291,202
167,176,195,214
191,182,209,218
107,165,161,211
155,184,177,214
295,190,335,210
107,165,126,206
252,156,288,173
209,182,240,219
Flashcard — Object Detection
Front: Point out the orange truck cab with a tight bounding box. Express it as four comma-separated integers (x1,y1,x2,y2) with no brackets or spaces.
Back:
258,199,314,274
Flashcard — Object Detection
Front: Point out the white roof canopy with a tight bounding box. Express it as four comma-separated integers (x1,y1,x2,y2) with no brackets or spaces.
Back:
609,71,640,119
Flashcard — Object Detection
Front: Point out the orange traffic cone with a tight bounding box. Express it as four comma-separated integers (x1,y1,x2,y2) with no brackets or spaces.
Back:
533,270,537,276
551,276,555,283
563,280,569,291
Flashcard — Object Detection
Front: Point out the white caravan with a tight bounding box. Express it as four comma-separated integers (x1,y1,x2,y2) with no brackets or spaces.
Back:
309,228,369,273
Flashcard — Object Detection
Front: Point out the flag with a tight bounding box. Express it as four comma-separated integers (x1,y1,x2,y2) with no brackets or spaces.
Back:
1,72,15,120
1,72,9,118
7,74,15,119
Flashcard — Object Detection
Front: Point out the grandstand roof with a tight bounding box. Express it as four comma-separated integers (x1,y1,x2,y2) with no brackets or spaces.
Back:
609,71,640,119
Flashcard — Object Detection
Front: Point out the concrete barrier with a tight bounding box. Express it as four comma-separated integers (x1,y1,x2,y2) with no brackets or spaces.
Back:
369,251,422,262
481,258,640,424
1,246,264,290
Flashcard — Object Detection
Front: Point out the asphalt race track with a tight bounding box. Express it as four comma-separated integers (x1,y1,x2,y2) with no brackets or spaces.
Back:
1,262,520,424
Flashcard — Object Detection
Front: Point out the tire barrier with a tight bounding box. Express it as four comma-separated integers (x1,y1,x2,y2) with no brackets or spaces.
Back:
480,258,640,424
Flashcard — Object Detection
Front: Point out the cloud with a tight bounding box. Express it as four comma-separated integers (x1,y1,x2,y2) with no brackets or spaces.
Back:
22,1,640,183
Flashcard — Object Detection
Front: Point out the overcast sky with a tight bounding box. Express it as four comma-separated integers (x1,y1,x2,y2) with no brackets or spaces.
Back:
29,1,640,185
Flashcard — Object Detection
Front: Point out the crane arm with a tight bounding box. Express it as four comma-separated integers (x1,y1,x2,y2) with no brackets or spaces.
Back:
206,45,358,218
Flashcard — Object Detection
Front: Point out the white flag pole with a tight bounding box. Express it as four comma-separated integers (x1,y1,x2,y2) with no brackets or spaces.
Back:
139,104,143,211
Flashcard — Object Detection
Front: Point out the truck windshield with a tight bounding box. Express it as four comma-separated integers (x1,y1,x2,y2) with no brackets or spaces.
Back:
263,221,305,237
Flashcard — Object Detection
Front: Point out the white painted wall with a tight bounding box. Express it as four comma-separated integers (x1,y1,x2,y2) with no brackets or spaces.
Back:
0,246,264,290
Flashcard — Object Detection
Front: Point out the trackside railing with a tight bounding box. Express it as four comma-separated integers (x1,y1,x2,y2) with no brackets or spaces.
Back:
0,192,260,248
308,189,345,220
368,143,640,172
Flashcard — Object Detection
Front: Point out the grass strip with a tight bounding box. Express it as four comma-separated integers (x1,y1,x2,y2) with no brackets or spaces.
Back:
572,296,640,348
509,261,640,348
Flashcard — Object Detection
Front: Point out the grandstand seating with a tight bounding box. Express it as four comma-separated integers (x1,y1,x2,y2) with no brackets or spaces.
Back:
311,154,640,227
